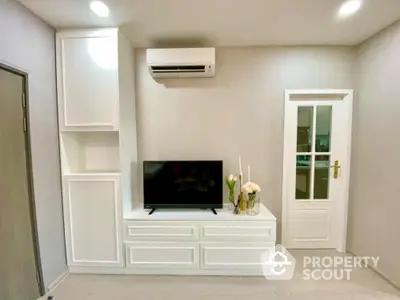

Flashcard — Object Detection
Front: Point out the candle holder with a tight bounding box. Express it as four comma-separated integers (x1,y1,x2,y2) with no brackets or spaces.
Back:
233,173,245,214
233,197,242,214
239,192,246,211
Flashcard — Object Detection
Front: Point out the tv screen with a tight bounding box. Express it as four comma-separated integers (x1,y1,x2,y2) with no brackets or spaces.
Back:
143,160,223,209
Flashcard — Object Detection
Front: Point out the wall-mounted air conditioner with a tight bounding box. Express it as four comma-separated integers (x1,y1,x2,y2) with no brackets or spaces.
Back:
146,48,215,78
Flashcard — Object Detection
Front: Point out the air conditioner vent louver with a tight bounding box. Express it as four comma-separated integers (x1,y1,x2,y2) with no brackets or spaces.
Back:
147,48,215,78
151,65,206,73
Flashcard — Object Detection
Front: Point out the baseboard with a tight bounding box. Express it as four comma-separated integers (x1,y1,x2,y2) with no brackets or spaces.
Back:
347,250,400,290
46,269,69,292
68,266,265,276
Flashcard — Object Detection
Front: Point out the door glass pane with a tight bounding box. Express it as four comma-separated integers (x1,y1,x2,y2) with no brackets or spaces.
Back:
314,155,330,199
296,155,311,199
315,106,332,152
297,107,313,152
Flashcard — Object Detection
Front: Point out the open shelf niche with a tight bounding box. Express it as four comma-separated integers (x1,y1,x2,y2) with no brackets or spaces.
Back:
60,131,120,174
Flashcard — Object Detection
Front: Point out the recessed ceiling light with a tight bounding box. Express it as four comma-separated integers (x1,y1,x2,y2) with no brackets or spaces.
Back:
90,1,109,18
338,0,362,17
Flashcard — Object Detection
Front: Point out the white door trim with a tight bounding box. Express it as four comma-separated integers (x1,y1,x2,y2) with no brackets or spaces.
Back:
282,89,353,252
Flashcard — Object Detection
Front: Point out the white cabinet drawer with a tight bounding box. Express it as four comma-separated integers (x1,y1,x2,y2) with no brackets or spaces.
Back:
124,221,199,241
201,242,275,270
125,242,199,269
200,222,276,242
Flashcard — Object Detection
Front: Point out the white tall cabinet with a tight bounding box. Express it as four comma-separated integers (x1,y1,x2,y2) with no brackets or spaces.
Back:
56,28,137,268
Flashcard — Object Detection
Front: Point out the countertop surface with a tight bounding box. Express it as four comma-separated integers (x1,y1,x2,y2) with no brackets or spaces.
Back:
124,203,276,221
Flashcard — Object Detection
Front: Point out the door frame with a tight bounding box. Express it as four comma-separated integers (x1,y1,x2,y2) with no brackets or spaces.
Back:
281,89,353,252
0,62,45,295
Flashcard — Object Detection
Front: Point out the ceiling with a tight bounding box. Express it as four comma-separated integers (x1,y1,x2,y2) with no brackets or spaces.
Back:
18,0,400,47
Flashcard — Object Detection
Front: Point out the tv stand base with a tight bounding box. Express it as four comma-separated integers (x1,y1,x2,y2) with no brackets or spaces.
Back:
148,208,217,215
70,204,277,276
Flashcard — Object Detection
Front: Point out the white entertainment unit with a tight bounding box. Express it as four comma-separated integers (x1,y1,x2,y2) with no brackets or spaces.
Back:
57,28,277,276
122,205,276,275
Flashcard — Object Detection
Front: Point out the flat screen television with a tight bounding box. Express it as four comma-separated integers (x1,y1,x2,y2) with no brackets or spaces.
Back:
143,160,223,209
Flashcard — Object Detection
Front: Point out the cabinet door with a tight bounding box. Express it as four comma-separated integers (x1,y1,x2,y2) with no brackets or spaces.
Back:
63,174,123,267
57,29,119,130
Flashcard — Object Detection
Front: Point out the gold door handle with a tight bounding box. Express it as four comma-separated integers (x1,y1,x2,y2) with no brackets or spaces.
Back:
330,160,341,179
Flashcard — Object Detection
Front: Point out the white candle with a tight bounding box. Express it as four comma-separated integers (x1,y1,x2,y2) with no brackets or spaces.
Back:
239,155,243,174
248,165,251,182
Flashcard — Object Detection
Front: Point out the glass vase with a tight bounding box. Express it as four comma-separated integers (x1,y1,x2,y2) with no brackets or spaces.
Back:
246,194,260,216
228,189,235,210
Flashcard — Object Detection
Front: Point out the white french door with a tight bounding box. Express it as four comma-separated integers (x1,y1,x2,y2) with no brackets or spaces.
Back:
282,90,353,252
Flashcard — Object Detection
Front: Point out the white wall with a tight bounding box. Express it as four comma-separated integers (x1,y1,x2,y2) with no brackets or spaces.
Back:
135,46,354,237
0,0,66,289
118,32,139,213
348,20,400,287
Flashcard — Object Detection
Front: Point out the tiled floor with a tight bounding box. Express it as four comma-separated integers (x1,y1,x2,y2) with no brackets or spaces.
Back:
43,250,400,300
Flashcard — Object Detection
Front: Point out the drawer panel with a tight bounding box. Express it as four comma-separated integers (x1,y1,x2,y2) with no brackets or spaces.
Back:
125,242,199,268
124,221,199,241
201,242,275,270
201,221,276,242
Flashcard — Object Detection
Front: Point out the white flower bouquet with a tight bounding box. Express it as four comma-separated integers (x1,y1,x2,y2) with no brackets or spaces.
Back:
242,181,261,209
